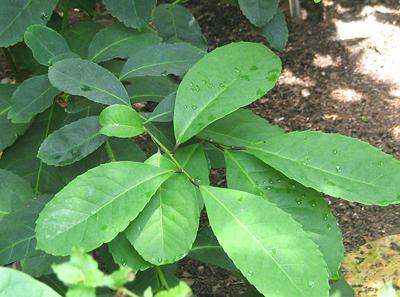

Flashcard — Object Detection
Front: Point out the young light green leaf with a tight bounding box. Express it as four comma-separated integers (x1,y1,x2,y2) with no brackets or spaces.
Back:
256,11,288,51
247,131,400,205
103,0,156,29
35,162,174,255
88,23,161,63
0,267,62,297
99,105,144,138
48,58,130,106
225,150,344,276
145,92,176,123
201,186,329,297
108,234,152,272
38,116,107,166
126,76,178,103
66,286,95,297
125,174,200,265
174,42,281,144
153,4,207,50
8,75,60,123
238,0,279,27
120,43,205,79
0,0,58,47
0,84,29,151
0,169,33,220
155,282,192,297
24,25,71,66
198,108,283,147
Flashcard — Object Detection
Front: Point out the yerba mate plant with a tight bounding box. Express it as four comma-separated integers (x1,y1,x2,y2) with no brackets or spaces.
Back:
0,1,399,297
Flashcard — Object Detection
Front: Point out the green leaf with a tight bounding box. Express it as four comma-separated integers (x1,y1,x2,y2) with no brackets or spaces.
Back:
106,138,146,162
175,144,210,186
0,169,33,219
125,174,200,265
144,121,175,151
188,227,237,271
153,4,207,50
174,42,281,144
238,0,279,27
48,58,130,106
99,105,144,138
0,84,29,151
329,278,354,297
38,116,107,166
21,251,65,277
247,131,400,205
145,92,176,123
88,23,161,63
126,76,178,103
62,21,104,58
0,0,58,47
0,267,62,297
204,142,225,169
256,11,288,51
66,286,95,297
120,43,205,79
224,150,344,276
35,162,174,255
200,186,330,297
103,0,156,29
198,108,283,147
108,234,152,272
155,282,192,297
48,52,81,65
24,25,71,66
8,75,60,123
9,42,48,75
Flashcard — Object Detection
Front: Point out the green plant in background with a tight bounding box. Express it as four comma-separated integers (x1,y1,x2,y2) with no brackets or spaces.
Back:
0,1,399,297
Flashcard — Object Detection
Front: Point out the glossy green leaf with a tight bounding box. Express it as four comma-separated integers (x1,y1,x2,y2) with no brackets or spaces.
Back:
48,52,81,65
8,42,48,75
145,92,176,123
174,42,281,144
238,0,279,27
0,267,62,297
0,84,29,151
247,131,400,205
0,0,58,47
198,108,283,147
201,186,330,297
48,58,130,106
144,121,175,151
256,11,288,51
125,174,200,265
103,0,156,29
204,142,225,169
88,23,161,63
21,251,65,277
175,144,210,186
188,227,237,271
38,116,107,166
153,4,207,50
225,150,344,276
24,25,71,66
99,105,144,138
36,162,174,255
0,169,33,220
106,138,146,162
108,234,152,272
126,76,178,103
8,75,60,123
120,43,205,79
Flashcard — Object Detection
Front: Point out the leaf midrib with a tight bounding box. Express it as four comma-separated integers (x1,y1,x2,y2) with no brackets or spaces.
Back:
0,0,33,37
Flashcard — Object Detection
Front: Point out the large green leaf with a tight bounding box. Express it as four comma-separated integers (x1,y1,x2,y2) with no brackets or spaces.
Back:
35,162,174,255
120,43,205,79
174,42,281,144
103,0,156,29
201,186,329,297
238,0,279,27
48,58,130,106
0,169,33,220
8,42,48,75
24,25,71,66
0,267,62,297
126,76,178,103
256,10,288,51
125,173,200,265
247,131,400,205
0,0,58,47
329,278,354,297
8,75,60,123
88,23,161,63
38,116,107,166
198,108,283,147
153,4,207,50
145,92,176,123
0,84,29,151
225,150,344,276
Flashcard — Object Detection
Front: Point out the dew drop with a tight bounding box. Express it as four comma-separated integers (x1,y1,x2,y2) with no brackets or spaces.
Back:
378,161,384,166
327,224,332,230
120,257,127,266
335,166,342,173
332,149,338,154
310,200,316,207
190,83,200,92
256,88,264,97
157,258,162,263
191,104,198,110
234,67,240,73
266,69,280,81
114,123,120,127
308,281,315,288
296,198,302,205
239,74,250,81
40,12,48,21
184,105,189,109
246,270,254,277
323,214,328,221
137,225,141,231
219,82,226,88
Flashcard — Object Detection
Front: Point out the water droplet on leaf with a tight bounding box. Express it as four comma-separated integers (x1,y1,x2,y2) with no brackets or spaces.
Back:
246,270,254,277
332,149,338,154
335,166,342,173
81,85,92,91
308,281,315,288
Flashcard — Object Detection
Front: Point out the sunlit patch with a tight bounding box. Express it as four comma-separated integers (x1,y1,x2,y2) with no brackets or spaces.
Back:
313,54,342,68
390,126,400,141
331,88,363,102
278,69,316,87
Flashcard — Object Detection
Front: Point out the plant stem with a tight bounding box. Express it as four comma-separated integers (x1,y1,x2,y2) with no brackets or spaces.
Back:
2,48,21,81
61,0,70,31
155,267,170,290
119,288,140,297
172,0,186,4
105,140,117,162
